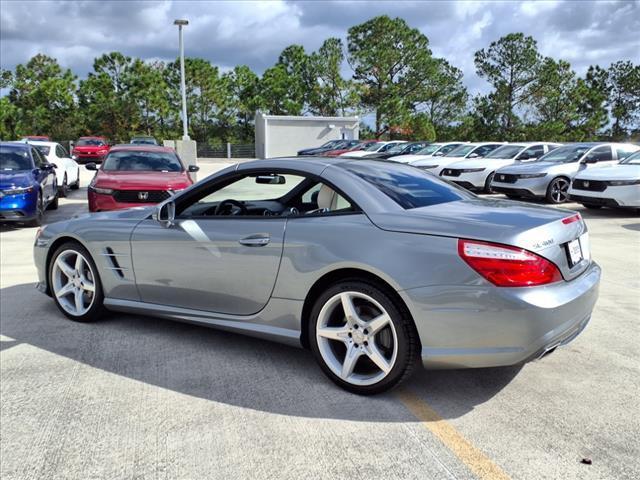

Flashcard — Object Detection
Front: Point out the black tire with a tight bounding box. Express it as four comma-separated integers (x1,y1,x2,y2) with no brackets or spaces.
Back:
582,203,602,210
46,193,59,210
48,241,106,322
59,174,68,197
25,191,44,227
71,169,80,189
545,177,570,204
309,279,420,395
484,172,495,194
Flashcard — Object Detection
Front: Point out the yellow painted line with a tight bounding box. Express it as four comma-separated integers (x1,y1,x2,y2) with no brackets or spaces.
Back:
396,390,511,480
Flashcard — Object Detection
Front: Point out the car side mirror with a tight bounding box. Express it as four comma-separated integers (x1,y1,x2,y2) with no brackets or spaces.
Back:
434,152,444,156
582,156,597,164
85,162,98,171
468,153,479,158
188,165,200,173
153,201,175,228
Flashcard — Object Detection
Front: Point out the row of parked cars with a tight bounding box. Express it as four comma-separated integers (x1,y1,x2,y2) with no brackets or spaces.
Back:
0,138,187,226
298,139,640,209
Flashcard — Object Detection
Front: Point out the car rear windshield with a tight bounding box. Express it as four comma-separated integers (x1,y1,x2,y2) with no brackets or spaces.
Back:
102,151,183,172
34,145,51,156
77,139,106,146
0,147,33,171
343,162,473,209
537,145,591,163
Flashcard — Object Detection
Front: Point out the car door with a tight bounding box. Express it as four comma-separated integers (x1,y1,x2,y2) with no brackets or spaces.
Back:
129,171,307,315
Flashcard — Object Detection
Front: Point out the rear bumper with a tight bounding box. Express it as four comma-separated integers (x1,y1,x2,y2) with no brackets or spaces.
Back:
74,154,106,164
400,261,601,369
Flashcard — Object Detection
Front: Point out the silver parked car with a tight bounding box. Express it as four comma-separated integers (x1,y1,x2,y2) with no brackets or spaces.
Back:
34,158,601,394
491,142,640,203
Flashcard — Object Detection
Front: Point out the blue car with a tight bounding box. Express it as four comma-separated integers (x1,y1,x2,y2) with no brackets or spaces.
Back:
0,142,58,226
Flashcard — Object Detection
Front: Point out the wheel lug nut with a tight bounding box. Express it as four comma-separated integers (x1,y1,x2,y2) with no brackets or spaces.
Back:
364,341,368,346
363,329,368,335
354,325,359,329
354,343,358,348
348,332,352,337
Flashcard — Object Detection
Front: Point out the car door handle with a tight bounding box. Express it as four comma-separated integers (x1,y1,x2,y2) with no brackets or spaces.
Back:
238,234,270,247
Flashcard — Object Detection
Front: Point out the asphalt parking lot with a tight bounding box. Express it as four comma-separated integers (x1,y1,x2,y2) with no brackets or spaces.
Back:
1,161,639,480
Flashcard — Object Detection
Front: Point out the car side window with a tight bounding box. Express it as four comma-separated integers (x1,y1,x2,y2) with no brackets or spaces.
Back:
31,147,48,168
615,146,638,160
474,145,498,157
588,146,613,162
519,145,545,160
56,145,68,158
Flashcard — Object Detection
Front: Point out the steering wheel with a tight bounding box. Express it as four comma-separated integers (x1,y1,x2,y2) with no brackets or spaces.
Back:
214,199,248,216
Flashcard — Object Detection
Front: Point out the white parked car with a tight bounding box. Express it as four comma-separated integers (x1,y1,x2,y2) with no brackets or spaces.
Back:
569,149,640,210
440,142,561,193
29,141,80,196
387,142,466,163
340,141,407,158
411,142,505,176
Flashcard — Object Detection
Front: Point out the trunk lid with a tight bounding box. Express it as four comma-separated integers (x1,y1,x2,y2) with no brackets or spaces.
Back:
369,198,590,281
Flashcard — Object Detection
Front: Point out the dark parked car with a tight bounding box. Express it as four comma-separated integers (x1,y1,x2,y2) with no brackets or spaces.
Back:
130,136,159,145
363,141,432,160
298,140,357,156
0,142,58,226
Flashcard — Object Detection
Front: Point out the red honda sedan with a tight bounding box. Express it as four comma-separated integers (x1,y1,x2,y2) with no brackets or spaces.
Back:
72,136,110,163
86,145,198,212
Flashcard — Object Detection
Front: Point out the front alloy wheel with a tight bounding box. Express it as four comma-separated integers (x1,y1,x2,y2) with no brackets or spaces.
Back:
50,243,105,321
546,177,570,204
310,281,419,394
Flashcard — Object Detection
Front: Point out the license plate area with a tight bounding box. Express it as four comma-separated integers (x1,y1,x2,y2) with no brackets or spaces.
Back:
565,237,584,267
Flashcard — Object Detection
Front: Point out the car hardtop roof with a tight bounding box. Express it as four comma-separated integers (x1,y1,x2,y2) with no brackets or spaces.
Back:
27,140,58,147
1,141,30,149
109,144,176,153
244,156,410,171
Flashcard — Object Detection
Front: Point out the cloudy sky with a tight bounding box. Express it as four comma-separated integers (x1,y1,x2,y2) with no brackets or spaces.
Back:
1,0,638,95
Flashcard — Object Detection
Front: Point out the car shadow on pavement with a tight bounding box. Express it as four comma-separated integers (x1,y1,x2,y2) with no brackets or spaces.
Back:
1,282,521,422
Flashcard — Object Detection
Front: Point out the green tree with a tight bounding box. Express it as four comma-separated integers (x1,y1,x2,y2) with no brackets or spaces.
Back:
259,63,306,115
474,33,542,139
572,65,610,140
415,58,468,139
608,60,640,139
8,54,77,140
225,65,262,141
347,15,437,137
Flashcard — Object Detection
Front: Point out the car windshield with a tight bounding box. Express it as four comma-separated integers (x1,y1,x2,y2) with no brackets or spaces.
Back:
77,139,106,147
34,146,51,156
415,144,442,155
485,145,525,159
385,144,407,154
343,162,473,209
131,138,156,145
0,147,33,171
620,151,640,165
363,142,385,151
537,145,591,163
445,145,477,157
102,151,183,172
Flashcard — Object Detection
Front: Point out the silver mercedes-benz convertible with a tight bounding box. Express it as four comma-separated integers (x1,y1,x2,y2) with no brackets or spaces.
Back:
33,157,601,394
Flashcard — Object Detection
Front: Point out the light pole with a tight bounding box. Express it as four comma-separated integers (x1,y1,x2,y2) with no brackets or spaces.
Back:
174,19,190,140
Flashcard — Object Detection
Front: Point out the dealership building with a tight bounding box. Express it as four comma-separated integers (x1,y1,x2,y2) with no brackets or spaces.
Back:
255,112,360,158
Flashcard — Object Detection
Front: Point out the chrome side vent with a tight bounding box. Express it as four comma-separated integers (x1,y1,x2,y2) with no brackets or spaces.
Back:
102,247,128,278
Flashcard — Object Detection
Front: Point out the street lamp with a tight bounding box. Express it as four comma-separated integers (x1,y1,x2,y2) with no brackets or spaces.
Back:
174,19,190,140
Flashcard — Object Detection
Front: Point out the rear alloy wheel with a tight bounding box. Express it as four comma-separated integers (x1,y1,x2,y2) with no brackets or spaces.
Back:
310,280,419,394
546,177,570,204
49,242,105,322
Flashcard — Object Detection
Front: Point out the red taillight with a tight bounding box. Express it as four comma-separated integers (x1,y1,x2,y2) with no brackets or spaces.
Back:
562,213,581,225
458,239,563,287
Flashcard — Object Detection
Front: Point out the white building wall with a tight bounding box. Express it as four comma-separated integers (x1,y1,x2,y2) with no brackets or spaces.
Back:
255,113,360,158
